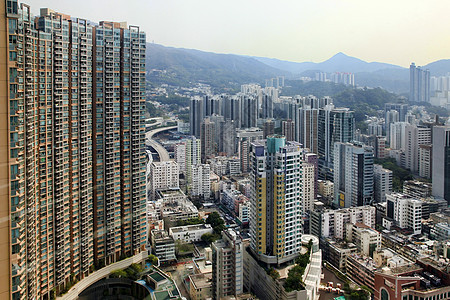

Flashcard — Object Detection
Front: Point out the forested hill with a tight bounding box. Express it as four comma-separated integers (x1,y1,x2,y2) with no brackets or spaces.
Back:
146,43,288,90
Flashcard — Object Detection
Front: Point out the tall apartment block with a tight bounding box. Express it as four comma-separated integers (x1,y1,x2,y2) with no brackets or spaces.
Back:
191,164,211,198
403,124,431,173
318,105,355,181
237,128,263,173
299,106,319,153
93,19,146,268
190,97,203,137
334,142,374,208
281,119,295,142
249,136,304,264
0,2,146,299
432,126,450,205
201,117,215,162
373,164,393,203
410,63,430,103
212,229,244,299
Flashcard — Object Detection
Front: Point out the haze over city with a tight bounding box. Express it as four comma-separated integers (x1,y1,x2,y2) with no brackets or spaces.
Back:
29,0,450,67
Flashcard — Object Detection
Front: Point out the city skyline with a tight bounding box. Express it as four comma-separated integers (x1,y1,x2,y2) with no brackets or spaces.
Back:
29,0,450,67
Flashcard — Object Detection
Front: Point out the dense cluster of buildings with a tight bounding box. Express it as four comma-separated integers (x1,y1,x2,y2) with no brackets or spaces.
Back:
2,1,450,299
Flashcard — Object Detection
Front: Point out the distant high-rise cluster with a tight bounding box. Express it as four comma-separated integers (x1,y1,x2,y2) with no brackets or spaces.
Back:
1,1,146,298
410,62,430,102
314,72,355,86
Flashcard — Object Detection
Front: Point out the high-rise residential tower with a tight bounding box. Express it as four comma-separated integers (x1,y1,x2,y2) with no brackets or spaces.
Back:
281,119,295,142
373,164,393,203
201,117,215,162
212,229,244,299
299,106,319,153
249,136,304,264
410,63,430,103
318,105,355,180
190,97,203,137
403,124,431,173
432,126,450,205
334,142,374,208
0,2,147,298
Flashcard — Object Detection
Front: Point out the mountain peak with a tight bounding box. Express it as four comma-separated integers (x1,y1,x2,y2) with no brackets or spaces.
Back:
332,52,348,58
327,52,357,62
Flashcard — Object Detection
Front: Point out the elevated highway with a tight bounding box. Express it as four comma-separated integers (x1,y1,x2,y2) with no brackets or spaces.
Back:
145,126,177,162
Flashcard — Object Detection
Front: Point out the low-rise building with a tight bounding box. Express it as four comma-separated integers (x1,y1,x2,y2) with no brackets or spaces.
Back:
346,253,377,291
372,248,413,269
321,238,358,272
374,260,450,300
169,224,214,243
188,273,213,300
150,230,176,263
430,222,450,241
346,223,381,257
385,193,422,235
311,206,376,240
403,180,432,199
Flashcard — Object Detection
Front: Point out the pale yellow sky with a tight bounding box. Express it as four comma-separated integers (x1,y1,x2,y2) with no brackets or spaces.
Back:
29,0,450,67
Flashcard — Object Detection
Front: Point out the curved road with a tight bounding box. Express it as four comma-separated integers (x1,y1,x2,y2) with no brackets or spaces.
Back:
145,126,177,162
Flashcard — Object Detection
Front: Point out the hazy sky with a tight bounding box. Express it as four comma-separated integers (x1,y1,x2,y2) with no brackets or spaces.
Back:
29,0,450,67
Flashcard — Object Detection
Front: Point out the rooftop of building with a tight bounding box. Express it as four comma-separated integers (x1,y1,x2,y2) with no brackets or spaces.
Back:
325,238,358,251
193,257,213,274
136,267,180,300
151,230,173,241
348,253,378,271
169,223,212,233
418,257,450,274
189,273,212,289
158,188,185,197
383,263,423,275
403,180,432,188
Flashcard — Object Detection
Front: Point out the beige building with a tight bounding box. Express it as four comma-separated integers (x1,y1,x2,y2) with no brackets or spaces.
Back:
345,223,381,257
189,273,213,300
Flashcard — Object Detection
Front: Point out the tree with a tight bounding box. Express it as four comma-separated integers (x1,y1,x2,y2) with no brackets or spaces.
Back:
176,217,204,226
349,289,369,300
110,269,128,278
201,233,220,244
266,267,280,280
206,212,226,234
148,254,159,266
